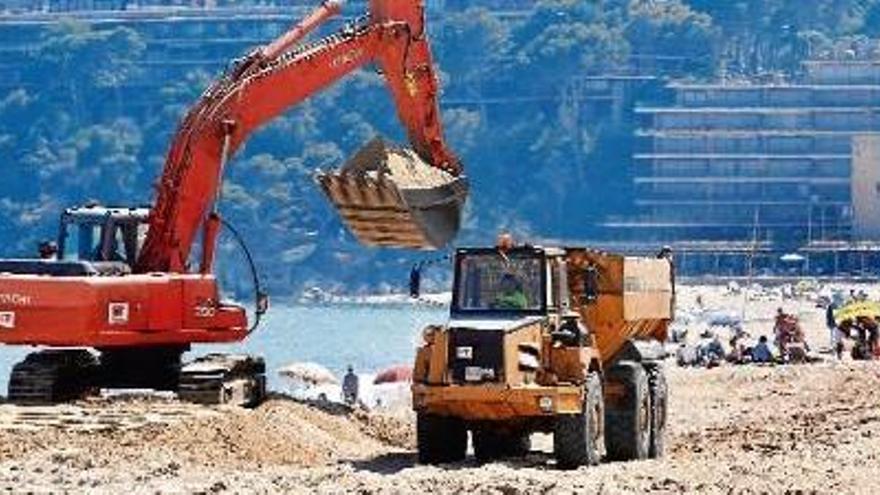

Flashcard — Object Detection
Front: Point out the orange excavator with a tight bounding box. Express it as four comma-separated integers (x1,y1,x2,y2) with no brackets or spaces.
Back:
0,0,465,405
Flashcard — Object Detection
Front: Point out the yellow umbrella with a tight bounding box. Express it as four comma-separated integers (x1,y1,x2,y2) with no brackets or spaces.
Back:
834,301,880,325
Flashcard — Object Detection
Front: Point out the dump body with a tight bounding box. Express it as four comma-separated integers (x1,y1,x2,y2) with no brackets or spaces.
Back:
565,249,673,366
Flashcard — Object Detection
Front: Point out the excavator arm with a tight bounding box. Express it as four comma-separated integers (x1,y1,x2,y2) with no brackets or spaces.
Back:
136,0,465,274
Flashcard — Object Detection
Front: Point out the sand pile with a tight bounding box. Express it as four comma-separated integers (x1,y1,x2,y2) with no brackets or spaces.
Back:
342,137,455,189
351,408,415,450
148,398,399,468
0,395,411,472
383,147,454,189
0,361,879,493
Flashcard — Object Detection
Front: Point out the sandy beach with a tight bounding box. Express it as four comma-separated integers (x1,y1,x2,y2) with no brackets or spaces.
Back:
0,282,878,494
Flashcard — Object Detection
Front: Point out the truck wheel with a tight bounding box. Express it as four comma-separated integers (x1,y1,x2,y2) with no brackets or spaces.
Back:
473,429,531,461
645,362,668,458
605,362,651,461
554,371,604,469
417,413,467,464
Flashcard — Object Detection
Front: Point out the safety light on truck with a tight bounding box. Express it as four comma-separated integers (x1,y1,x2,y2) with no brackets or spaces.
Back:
518,351,539,370
518,343,540,371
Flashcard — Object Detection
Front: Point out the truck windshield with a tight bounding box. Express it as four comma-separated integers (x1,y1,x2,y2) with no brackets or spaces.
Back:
454,252,544,313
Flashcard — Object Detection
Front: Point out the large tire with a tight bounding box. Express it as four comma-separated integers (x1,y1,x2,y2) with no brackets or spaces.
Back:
417,413,467,464
554,371,604,469
509,432,532,457
604,361,651,462
473,428,531,462
645,362,668,459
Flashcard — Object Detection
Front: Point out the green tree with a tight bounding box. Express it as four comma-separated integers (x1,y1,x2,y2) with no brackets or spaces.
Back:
627,1,718,77
435,7,508,95
32,20,145,122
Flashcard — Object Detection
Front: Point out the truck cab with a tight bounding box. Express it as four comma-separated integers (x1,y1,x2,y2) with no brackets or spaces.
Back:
411,241,674,469
437,246,598,387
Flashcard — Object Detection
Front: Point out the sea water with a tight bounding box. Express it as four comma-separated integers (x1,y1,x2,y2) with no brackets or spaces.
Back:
0,304,448,403
195,304,447,390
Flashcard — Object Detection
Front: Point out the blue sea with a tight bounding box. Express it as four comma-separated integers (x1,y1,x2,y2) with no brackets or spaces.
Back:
0,304,448,394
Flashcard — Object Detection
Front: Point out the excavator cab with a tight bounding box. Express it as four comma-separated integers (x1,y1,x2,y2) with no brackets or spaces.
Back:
57,205,150,268
0,205,150,278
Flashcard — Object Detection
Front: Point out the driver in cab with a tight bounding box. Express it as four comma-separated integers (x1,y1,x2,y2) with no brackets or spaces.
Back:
493,272,528,310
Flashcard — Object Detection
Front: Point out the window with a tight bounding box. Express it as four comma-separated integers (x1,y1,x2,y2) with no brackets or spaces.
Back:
108,222,148,265
62,224,102,262
454,253,545,313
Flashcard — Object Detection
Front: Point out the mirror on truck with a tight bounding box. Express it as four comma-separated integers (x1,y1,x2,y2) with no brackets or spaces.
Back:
409,264,422,299
583,265,599,304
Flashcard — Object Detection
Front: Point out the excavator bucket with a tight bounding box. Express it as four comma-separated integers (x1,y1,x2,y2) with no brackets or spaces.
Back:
317,139,468,250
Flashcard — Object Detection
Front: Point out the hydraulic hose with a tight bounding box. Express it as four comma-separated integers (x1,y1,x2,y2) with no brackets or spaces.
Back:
219,217,267,334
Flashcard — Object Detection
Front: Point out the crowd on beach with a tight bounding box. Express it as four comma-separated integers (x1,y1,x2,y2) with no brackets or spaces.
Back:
674,285,880,368
675,310,810,368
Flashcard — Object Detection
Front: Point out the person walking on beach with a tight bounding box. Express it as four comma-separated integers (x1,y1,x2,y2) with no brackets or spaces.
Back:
826,299,844,358
342,365,359,406
773,308,788,354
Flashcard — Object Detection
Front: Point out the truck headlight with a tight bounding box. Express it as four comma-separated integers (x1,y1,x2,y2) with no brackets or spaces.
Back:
539,396,554,413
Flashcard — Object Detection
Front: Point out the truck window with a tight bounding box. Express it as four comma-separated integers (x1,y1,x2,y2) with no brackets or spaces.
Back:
454,253,544,312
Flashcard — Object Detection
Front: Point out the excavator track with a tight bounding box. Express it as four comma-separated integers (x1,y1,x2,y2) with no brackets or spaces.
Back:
8,350,98,405
178,354,266,407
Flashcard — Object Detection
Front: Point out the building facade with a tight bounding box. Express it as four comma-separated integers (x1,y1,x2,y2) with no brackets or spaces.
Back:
852,134,880,240
606,61,880,276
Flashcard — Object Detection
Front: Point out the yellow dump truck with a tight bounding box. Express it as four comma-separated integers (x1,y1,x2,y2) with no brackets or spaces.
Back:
410,242,674,468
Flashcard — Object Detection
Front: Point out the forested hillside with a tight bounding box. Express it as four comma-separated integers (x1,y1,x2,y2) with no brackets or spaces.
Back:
0,0,878,297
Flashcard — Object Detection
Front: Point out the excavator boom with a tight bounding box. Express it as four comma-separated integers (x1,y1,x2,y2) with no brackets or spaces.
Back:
137,0,465,274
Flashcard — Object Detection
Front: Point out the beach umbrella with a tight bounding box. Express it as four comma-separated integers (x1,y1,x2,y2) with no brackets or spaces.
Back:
278,362,339,386
373,365,413,385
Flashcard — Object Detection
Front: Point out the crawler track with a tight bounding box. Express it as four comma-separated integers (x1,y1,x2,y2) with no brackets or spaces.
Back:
178,354,266,407
7,350,266,408
8,350,98,405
